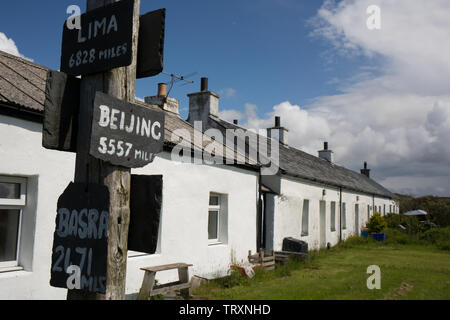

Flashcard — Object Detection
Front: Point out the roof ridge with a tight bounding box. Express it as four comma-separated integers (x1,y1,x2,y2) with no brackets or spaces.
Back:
0,50,49,71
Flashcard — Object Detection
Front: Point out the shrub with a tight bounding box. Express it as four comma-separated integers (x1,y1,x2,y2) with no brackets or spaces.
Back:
366,213,388,233
384,228,412,245
419,227,450,244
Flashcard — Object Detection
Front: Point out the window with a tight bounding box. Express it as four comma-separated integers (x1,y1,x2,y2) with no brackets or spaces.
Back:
301,199,309,236
342,202,347,230
330,202,336,232
0,176,27,268
367,204,371,221
383,204,386,216
208,193,228,244
389,205,392,214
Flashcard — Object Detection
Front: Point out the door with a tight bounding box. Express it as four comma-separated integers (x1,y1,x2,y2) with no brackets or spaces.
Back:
355,204,360,236
320,201,326,248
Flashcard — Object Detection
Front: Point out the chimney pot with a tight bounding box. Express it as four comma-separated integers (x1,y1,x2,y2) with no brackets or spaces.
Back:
318,142,334,163
233,120,238,125
201,77,209,92
361,162,371,178
158,83,167,97
275,116,281,128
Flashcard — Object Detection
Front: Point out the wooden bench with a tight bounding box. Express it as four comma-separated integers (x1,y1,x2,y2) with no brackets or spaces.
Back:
137,263,193,300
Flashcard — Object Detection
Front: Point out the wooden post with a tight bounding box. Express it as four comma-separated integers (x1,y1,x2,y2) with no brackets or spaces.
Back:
67,0,140,300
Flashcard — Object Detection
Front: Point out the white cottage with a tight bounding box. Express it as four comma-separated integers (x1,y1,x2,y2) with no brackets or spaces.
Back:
185,78,399,252
0,50,398,300
0,51,261,299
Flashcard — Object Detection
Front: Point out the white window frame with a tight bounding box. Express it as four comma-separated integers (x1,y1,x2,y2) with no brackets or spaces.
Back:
208,194,221,244
0,176,27,269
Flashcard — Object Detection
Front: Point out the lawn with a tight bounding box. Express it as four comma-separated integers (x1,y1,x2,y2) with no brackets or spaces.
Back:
193,244,450,300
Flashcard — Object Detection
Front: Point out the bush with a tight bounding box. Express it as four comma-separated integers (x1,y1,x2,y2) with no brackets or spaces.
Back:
385,213,410,229
384,228,412,245
366,213,387,233
419,227,450,244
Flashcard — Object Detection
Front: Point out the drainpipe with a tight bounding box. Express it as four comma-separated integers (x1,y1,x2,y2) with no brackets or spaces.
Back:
339,187,343,243
257,172,263,251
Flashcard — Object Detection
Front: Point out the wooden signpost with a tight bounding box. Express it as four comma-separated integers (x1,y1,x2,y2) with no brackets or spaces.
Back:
46,0,166,300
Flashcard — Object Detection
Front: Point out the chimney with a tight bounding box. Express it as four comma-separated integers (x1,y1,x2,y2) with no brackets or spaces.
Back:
361,161,371,178
318,142,334,163
233,120,239,125
145,83,180,116
267,116,289,146
187,77,220,125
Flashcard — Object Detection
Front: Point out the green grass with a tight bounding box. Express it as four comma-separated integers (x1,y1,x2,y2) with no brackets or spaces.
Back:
193,243,450,300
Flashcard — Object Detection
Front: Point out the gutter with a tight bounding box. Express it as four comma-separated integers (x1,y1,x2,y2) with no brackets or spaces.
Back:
0,102,43,123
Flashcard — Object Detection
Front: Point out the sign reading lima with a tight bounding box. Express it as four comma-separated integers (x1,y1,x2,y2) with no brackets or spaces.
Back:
61,0,134,76
90,92,165,168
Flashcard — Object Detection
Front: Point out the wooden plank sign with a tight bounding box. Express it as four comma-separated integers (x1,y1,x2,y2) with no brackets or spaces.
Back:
90,91,165,168
50,183,110,294
43,70,80,153
60,0,135,76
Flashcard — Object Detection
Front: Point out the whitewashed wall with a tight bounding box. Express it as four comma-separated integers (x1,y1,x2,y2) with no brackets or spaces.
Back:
0,115,258,299
0,115,75,300
126,152,258,296
270,175,396,251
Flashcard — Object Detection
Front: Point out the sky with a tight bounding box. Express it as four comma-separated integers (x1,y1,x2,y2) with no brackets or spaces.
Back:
1,0,449,197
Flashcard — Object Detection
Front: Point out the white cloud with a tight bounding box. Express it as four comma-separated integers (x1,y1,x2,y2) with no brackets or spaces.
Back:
219,0,450,197
0,32,27,59
218,88,237,98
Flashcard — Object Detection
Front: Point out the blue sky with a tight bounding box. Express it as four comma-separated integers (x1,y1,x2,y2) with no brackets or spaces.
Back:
1,0,450,196
0,0,365,118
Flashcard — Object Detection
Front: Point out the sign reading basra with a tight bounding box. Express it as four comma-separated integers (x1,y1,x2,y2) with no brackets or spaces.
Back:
50,183,109,294
90,92,165,168
61,0,135,76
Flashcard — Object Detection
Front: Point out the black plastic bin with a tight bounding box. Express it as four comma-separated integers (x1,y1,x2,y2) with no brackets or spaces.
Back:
282,237,308,253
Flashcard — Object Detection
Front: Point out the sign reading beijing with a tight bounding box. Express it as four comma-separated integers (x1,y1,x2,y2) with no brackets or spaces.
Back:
90,92,165,168
60,0,135,76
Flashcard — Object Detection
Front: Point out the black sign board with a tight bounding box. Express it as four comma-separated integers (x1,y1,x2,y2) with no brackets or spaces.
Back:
43,70,80,153
50,183,110,294
90,92,165,168
136,9,166,79
129,175,162,254
60,0,135,76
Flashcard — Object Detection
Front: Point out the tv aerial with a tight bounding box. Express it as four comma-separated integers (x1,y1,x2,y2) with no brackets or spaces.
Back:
162,71,197,96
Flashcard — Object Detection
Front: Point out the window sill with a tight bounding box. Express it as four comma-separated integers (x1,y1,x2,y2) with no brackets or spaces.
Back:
208,242,226,247
0,266,24,274
128,251,161,258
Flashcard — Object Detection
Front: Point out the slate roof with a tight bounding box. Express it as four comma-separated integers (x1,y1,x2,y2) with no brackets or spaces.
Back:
0,50,48,112
212,117,394,198
0,50,258,169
